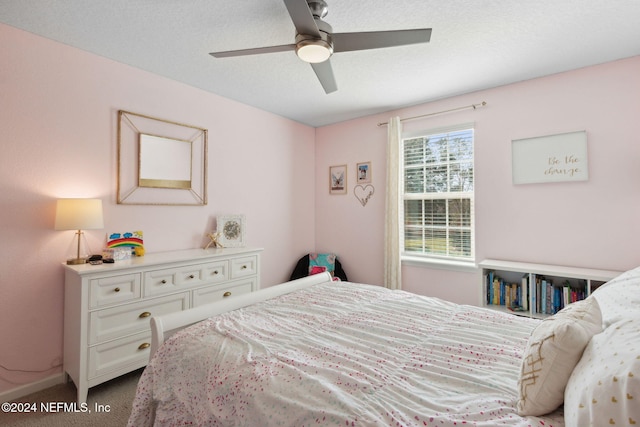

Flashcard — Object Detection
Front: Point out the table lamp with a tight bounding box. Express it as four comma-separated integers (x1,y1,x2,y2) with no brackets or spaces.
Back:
55,198,104,265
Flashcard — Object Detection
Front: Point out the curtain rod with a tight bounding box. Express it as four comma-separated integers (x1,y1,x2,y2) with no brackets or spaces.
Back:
377,101,487,127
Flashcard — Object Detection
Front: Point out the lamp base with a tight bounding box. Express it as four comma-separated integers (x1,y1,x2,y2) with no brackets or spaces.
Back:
66,258,87,265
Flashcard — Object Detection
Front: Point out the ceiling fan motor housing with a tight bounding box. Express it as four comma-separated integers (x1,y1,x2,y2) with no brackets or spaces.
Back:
295,2,333,62
295,18,333,47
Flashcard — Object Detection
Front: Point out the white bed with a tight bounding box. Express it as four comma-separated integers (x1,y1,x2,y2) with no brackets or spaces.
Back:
128,270,640,427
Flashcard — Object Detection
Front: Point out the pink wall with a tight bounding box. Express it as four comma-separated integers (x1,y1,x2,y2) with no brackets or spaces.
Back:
315,56,640,304
0,24,316,395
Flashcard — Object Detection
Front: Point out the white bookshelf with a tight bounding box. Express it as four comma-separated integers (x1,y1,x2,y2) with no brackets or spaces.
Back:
478,259,622,319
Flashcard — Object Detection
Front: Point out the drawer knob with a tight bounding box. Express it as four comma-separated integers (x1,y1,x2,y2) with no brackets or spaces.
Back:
139,311,151,318
223,291,232,297
160,279,167,284
114,287,120,293
241,265,248,270
213,270,218,275
188,274,195,279
138,343,150,350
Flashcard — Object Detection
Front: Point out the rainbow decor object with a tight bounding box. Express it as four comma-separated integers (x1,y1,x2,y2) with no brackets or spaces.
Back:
107,231,144,249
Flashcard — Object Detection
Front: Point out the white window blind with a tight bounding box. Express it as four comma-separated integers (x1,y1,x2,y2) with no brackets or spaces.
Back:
402,125,474,261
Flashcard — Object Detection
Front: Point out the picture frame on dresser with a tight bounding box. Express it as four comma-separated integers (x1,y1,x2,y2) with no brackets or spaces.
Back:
216,215,246,248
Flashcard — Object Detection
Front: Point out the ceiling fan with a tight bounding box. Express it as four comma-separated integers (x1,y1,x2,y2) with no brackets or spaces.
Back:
209,0,432,94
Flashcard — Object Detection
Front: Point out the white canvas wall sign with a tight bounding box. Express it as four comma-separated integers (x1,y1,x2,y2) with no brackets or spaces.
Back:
511,131,588,185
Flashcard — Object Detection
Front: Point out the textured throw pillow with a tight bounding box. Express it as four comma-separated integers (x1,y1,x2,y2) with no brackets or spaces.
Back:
564,317,640,427
517,297,603,416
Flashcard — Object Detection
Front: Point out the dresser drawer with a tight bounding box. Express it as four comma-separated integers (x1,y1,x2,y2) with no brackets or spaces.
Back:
202,260,229,284
88,331,151,380
143,266,192,296
144,260,232,297
89,293,189,345
192,278,256,307
90,273,142,308
230,255,258,279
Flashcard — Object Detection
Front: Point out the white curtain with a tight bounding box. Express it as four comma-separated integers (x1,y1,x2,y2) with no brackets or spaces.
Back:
384,116,402,290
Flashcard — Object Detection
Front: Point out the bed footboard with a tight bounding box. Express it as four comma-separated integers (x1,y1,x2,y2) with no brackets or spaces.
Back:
149,272,333,358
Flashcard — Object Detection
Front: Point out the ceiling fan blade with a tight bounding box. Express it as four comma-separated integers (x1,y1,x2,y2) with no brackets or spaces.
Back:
310,60,337,94
333,28,432,53
210,44,296,58
283,0,321,37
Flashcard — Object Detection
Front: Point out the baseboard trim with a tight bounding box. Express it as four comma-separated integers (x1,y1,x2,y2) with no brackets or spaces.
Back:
0,373,66,402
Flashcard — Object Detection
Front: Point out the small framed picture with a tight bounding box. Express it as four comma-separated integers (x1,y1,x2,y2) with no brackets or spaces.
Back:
329,165,347,194
216,215,246,247
356,161,372,183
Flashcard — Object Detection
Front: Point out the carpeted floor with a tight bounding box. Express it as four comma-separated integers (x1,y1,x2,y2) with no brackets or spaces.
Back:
0,369,142,427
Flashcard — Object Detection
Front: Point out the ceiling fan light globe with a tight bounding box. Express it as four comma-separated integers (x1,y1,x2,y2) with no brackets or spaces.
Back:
296,40,333,63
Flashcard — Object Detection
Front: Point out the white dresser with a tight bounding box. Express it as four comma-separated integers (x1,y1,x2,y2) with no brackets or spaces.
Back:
63,247,262,403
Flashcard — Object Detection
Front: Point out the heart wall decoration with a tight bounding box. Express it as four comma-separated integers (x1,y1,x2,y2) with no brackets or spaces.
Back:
354,185,375,207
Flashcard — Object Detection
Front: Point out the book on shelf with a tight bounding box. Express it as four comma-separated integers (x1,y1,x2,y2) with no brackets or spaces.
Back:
541,279,547,314
531,277,588,315
481,262,611,318
485,271,526,311
553,286,562,314
520,275,528,311
486,272,589,315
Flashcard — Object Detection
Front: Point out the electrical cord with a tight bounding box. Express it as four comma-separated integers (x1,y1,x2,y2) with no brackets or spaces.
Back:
0,362,63,385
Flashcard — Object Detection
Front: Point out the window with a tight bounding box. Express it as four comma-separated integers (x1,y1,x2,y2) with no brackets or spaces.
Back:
402,125,474,263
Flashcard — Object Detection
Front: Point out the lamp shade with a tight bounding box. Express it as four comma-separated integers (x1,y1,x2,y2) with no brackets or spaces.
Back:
55,198,104,231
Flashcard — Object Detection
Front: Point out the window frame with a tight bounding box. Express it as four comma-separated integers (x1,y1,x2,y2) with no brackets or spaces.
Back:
400,123,476,269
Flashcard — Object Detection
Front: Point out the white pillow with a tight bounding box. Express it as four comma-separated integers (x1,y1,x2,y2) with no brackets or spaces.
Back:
591,267,640,327
517,297,602,416
564,317,640,427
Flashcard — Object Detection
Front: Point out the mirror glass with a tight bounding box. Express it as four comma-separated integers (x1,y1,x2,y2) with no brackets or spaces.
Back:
139,134,192,189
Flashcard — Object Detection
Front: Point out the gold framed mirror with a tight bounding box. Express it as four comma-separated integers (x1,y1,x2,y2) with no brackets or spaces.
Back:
117,110,208,205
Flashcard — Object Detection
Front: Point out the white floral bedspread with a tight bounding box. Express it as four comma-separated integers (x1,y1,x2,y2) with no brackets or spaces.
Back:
128,281,564,426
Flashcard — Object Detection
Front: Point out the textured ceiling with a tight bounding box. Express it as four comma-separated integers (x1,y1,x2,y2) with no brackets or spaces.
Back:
2,0,639,127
